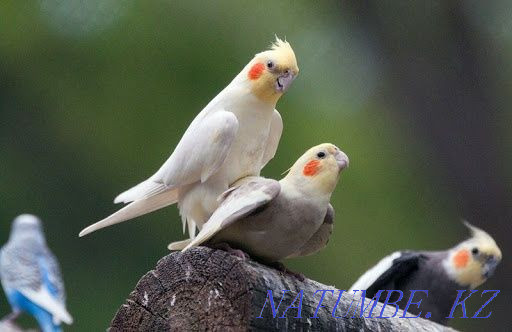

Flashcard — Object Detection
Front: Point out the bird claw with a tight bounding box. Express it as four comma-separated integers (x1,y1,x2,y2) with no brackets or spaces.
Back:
208,242,250,260
229,249,249,260
268,262,306,281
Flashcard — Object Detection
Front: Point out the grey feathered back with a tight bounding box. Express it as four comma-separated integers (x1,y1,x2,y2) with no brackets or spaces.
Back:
0,215,66,304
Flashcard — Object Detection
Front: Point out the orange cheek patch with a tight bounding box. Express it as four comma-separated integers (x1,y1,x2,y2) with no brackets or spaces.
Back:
303,160,320,176
248,63,265,80
454,250,470,268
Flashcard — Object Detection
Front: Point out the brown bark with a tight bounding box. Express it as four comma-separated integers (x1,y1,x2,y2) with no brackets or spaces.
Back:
109,247,456,331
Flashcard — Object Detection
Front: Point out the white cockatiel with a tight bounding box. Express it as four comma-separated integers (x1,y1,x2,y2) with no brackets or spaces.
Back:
79,37,298,239
169,144,349,263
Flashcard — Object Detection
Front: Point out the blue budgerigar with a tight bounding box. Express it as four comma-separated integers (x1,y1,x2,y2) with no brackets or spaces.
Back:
0,214,73,332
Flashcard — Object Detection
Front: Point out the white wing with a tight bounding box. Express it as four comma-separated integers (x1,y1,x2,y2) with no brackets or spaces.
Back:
19,287,73,325
115,110,238,203
349,251,401,292
260,110,283,168
180,177,281,251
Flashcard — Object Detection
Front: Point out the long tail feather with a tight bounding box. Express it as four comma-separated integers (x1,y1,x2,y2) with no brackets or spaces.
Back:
114,179,167,204
167,239,192,251
79,189,179,237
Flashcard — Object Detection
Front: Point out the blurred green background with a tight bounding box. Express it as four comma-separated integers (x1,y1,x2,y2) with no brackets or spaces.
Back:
0,1,510,331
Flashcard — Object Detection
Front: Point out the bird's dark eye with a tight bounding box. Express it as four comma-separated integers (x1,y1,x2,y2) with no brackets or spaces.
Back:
471,247,479,255
317,151,326,159
266,60,274,69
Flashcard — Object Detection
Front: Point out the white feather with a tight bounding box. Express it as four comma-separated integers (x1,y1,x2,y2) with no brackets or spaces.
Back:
349,251,401,292
19,287,73,325
176,102,277,233
167,238,192,251
115,111,238,204
79,189,179,237
260,110,283,168
114,178,166,204
156,111,239,186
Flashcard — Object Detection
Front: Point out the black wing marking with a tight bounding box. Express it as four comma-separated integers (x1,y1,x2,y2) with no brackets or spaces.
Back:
365,251,425,298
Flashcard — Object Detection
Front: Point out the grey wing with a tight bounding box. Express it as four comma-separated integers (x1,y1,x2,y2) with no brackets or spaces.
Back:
115,110,238,203
183,177,281,250
43,248,66,303
286,204,335,258
260,110,283,168
0,244,41,292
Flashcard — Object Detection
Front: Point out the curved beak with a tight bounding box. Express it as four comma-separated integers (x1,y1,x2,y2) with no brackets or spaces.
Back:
335,150,349,171
276,71,295,93
482,256,500,279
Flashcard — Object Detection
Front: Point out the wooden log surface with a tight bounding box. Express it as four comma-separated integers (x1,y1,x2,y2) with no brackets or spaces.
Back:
109,247,457,331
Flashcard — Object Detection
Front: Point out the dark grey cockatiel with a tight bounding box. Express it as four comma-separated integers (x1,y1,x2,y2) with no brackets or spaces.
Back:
168,143,349,263
349,222,502,324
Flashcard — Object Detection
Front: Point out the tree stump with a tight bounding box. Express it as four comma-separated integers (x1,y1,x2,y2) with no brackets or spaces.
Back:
109,247,457,331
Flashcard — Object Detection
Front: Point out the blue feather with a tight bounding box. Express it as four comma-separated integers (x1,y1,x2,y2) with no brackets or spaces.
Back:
6,289,62,332
38,255,59,298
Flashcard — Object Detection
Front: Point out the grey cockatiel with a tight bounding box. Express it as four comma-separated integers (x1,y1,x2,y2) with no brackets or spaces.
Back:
349,222,502,324
168,143,349,263
79,37,298,239
0,215,73,332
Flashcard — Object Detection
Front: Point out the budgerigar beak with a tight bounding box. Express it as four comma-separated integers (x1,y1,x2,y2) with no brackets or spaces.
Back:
482,256,500,279
276,71,295,93
335,151,349,171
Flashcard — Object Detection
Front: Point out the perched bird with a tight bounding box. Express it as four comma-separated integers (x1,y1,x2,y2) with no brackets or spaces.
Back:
0,215,73,332
80,37,299,239
349,221,502,324
169,143,349,263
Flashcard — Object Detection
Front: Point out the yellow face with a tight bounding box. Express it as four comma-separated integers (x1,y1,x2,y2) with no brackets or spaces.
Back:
449,225,502,289
247,38,299,104
286,143,349,195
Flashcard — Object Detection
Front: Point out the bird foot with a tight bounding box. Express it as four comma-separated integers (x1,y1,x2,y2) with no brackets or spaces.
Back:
268,262,306,281
208,242,250,260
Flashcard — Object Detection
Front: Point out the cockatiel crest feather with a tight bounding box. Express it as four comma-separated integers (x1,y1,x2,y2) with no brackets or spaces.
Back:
443,220,502,289
248,36,299,104
462,220,497,245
